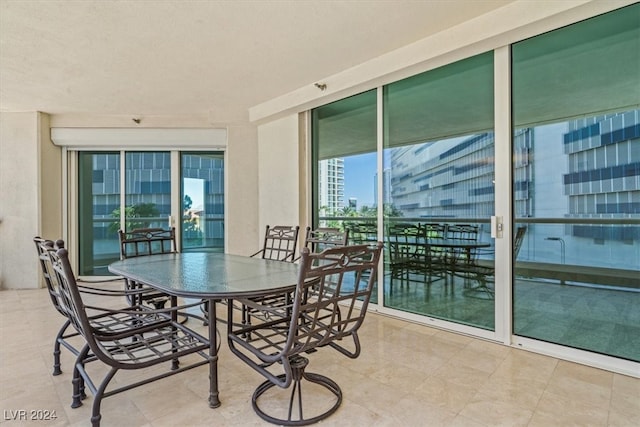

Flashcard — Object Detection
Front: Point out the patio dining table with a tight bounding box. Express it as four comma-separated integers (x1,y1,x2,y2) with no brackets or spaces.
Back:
108,252,299,409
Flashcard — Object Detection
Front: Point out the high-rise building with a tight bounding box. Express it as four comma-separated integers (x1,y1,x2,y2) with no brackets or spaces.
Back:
318,158,345,215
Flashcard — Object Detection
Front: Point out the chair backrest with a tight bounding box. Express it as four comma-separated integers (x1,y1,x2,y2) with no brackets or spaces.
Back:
253,225,300,262
119,227,177,259
303,227,349,253
345,221,377,246
34,237,67,317
514,226,527,259
46,248,91,342
387,223,421,260
446,224,478,241
422,223,447,242
288,242,383,358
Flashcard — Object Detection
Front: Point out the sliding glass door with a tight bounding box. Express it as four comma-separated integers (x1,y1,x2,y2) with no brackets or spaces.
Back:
383,52,496,330
78,152,121,276
77,150,224,276
124,152,171,230
311,4,638,364
312,90,378,302
311,54,496,327
512,4,640,362
181,153,225,252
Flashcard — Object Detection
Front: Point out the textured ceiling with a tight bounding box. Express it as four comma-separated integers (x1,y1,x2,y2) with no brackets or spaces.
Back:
0,0,513,123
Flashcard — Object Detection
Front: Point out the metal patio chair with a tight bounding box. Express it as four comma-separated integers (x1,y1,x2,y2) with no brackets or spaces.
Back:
445,223,479,266
387,223,421,291
456,225,528,297
236,225,302,325
119,227,208,324
251,225,301,262
118,227,177,308
294,226,349,262
345,221,377,246
302,226,349,253
227,242,383,426
34,237,146,376
46,246,212,427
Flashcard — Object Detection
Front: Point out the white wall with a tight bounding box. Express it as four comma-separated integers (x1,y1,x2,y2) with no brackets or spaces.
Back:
226,124,260,256
256,114,300,249
0,112,60,289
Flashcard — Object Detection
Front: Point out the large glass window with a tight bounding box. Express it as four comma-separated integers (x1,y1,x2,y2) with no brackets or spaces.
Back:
310,4,637,365
512,4,640,361
312,90,378,300
181,153,225,252
383,52,496,330
124,152,171,230
78,152,121,276
78,150,225,275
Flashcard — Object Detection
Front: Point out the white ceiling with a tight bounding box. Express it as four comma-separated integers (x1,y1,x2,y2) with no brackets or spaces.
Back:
0,0,514,124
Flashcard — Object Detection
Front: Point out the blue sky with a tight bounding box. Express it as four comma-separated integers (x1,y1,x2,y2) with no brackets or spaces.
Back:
344,152,377,207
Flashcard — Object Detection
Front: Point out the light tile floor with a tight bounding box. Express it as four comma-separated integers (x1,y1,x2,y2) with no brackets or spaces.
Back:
1,287,638,426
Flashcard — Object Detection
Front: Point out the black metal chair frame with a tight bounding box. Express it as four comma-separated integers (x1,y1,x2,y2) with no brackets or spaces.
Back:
303,226,349,252
47,247,213,427
232,225,302,327
118,227,177,308
422,222,449,274
251,225,301,262
119,227,208,325
455,225,528,298
387,223,449,291
344,221,377,246
227,242,383,426
294,226,349,262
444,223,479,266
34,237,148,376
387,223,421,290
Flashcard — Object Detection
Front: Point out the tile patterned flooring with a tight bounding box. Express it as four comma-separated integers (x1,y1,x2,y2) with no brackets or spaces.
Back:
1,287,638,426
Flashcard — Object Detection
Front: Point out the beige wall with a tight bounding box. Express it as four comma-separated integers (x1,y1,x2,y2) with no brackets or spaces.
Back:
226,124,259,256
256,114,301,249
0,112,61,289
39,114,62,244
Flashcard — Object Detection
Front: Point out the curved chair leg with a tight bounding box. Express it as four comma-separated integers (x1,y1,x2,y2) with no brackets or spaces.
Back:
52,319,71,375
91,368,118,427
71,345,91,408
252,356,342,426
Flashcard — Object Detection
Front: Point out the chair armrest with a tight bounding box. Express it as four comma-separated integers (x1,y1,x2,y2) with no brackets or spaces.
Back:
76,283,159,299
77,277,123,284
